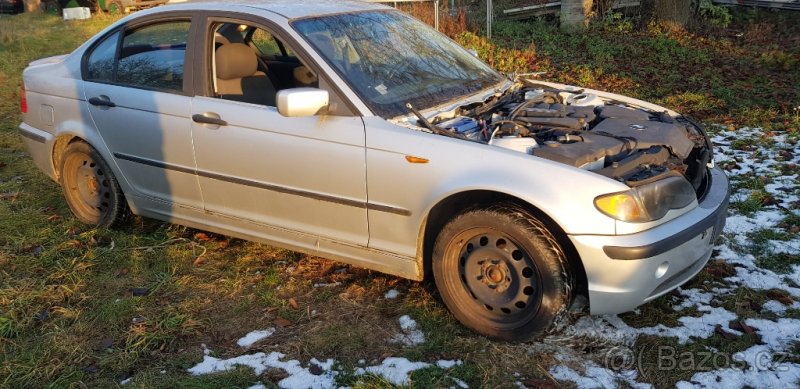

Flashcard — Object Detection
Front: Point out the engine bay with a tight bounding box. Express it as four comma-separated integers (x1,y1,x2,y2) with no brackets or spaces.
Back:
421,81,713,196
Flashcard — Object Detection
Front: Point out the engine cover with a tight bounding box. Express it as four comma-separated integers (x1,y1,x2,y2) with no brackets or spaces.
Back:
531,118,695,168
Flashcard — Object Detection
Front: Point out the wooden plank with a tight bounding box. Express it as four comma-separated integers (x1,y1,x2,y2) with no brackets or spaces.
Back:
713,0,800,10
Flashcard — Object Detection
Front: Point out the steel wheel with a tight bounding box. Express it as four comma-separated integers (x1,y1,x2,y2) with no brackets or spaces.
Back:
433,205,572,341
60,141,127,227
455,228,542,321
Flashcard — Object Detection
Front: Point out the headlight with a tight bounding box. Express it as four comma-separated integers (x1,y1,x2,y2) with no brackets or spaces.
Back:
594,175,697,222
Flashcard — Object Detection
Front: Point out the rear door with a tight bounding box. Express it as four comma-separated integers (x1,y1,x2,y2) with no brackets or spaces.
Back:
83,16,202,209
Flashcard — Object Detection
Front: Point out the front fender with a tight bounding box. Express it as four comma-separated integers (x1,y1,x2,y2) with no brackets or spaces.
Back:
364,117,626,260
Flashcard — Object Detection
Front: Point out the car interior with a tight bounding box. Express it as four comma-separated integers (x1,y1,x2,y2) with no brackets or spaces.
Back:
212,23,319,106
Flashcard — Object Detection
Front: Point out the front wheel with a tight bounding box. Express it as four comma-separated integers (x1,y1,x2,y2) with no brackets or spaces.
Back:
432,205,573,341
60,141,127,227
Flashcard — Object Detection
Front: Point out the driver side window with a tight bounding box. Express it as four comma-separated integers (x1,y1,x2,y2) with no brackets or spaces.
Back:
210,22,318,107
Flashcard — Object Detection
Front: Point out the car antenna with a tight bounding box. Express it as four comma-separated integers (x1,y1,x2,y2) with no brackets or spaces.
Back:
405,102,465,139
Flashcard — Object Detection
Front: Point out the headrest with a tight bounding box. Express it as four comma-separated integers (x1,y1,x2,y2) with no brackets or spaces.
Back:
293,66,318,85
214,33,230,46
215,43,258,80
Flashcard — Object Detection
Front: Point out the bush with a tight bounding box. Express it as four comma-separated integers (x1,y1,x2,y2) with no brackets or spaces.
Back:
696,0,732,28
455,32,538,73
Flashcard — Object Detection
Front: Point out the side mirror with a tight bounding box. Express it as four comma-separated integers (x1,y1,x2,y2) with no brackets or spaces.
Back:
276,88,329,117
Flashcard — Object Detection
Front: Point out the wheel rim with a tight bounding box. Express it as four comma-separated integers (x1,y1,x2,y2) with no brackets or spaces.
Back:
451,228,543,323
63,152,111,222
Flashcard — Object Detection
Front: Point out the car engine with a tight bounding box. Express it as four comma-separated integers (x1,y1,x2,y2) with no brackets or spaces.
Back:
428,81,713,198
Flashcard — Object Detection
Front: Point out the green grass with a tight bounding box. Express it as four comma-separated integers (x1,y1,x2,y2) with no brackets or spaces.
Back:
1,8,799,389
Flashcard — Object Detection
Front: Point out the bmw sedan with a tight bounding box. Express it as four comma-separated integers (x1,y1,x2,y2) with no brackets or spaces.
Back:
19,0,729,340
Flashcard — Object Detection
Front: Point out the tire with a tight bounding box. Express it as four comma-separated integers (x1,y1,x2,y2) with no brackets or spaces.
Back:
59,141,127,227
432,205,572,341
41,0,62,14
104,0,124,13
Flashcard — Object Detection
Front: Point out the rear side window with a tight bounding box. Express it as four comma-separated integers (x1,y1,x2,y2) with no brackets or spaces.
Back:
118,22,190,92
86,31,119,83
84,20,191,93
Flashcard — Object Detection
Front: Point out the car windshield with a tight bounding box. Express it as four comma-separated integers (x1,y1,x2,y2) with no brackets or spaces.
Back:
292,11,506,118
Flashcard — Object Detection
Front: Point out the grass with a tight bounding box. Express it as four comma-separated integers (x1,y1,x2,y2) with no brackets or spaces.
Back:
0,7,799,389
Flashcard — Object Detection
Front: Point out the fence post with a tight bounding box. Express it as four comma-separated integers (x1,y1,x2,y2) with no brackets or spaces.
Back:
434,0,439,30
486,0,493,39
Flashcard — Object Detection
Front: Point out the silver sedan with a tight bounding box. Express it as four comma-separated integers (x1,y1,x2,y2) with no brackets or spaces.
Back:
19,0,729,340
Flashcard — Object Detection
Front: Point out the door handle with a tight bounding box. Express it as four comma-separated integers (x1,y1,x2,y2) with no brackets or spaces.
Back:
192,113,228,127
88,96,116,108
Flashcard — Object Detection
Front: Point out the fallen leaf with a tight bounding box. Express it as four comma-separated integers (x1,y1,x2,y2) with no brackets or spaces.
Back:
0,191,20,201
130,288,150,297
522,379,557,389
116,268,129,277
308,363,324,376
767,290,794,305
729,320,756,335
97,337,114,350
194,232,211,241
714,324,738,340
288,298,299,310
274,318,291,328
65,240,83,248
47,214,61,222
35,310,49,322
761,195,777,206
20,244,44,257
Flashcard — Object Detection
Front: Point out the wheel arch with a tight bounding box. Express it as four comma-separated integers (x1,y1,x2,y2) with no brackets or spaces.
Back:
51,134,83,181
419,189,588,301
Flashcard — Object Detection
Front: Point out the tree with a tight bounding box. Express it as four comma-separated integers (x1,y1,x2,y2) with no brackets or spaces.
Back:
642,0,693,28
561,0,593,31
24,0,41,12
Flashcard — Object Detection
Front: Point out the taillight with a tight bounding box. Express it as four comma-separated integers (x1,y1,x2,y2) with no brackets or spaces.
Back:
20,80,27,114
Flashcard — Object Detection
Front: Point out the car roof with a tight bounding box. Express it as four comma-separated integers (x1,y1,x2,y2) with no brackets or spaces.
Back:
162,0,391,20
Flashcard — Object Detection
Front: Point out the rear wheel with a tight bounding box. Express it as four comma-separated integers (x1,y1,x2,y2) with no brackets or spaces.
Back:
432,205,572,341
60,141,127,227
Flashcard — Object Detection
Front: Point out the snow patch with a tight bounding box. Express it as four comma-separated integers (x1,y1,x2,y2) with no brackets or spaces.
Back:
188,345,337,389
392,315,426,346
236,328,276,348
452,377,469,388
550,353,650,389
436,359,463,369
385,289,400,299
356,357,431,386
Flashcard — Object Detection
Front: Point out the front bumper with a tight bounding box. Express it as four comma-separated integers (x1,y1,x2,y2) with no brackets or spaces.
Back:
569,167,729,315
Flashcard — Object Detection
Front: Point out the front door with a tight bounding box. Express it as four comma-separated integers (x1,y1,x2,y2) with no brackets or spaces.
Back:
190,20,368,245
